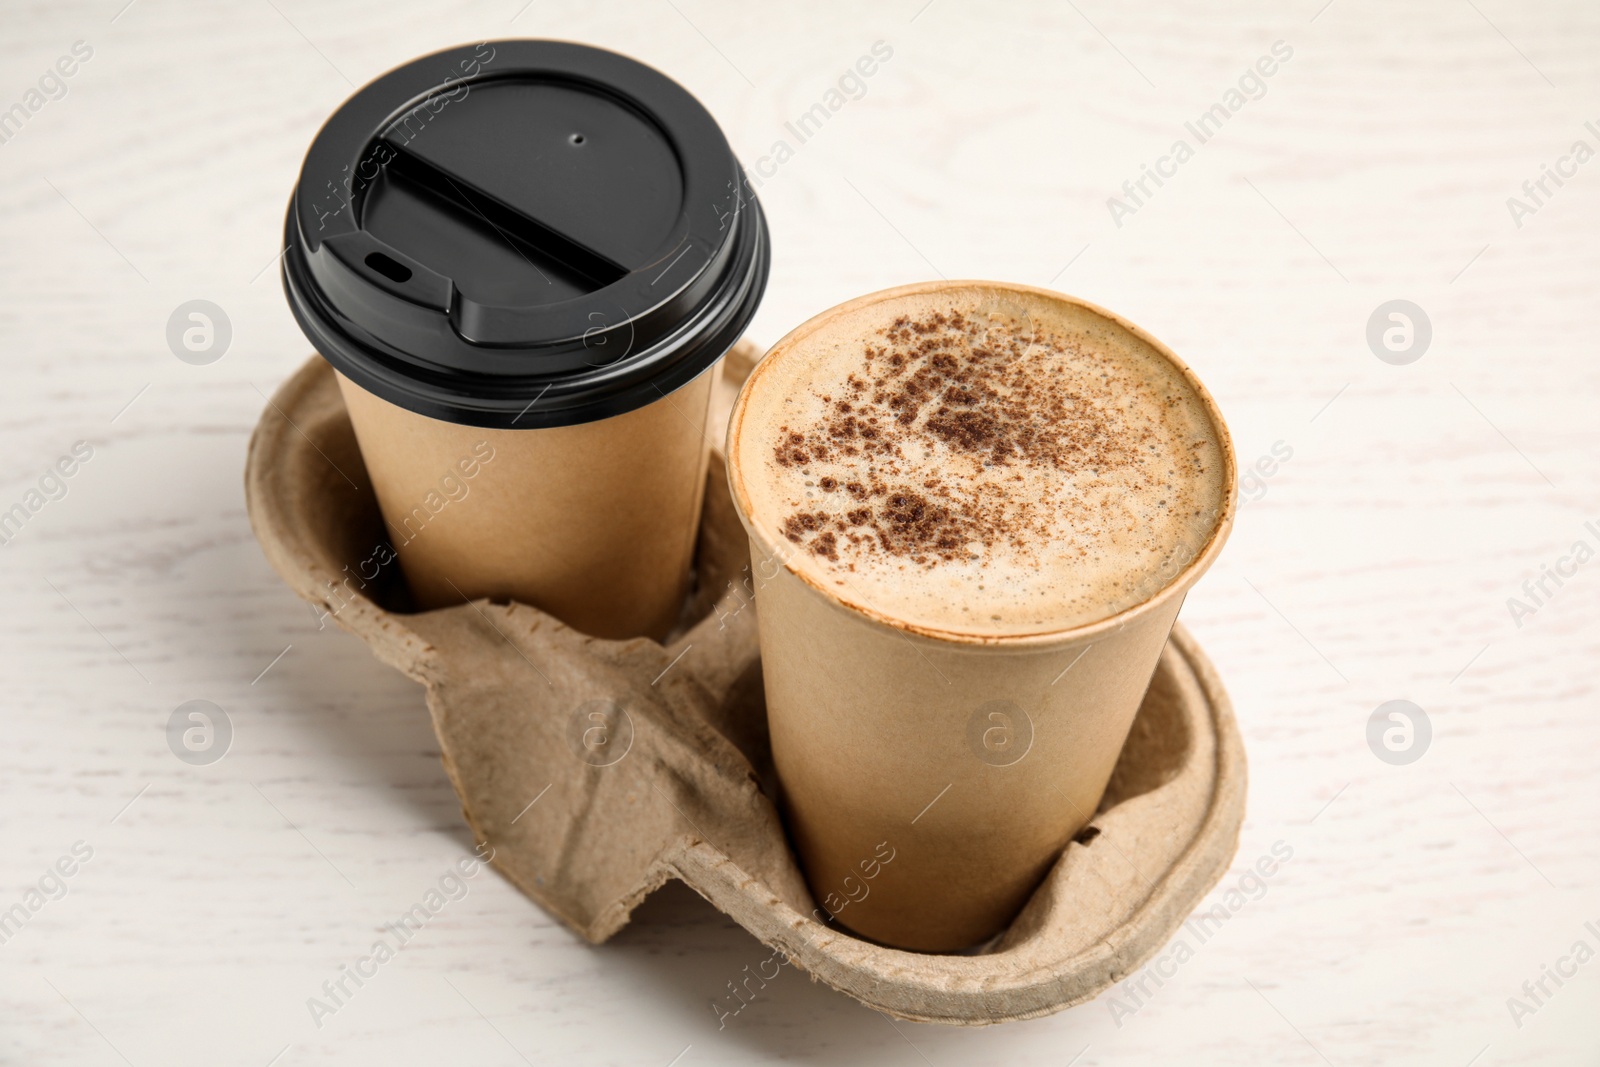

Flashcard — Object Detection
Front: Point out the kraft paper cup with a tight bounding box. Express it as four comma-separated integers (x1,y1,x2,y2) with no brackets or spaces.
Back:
279,41,768,642
336,369,714,641
726,282,1237,951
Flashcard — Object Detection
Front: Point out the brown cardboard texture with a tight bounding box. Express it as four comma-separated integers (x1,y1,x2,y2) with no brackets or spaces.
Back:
336,364,714,641
244,345,1247,1025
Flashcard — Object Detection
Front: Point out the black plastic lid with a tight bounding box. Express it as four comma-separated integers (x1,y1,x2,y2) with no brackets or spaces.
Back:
282,40,768,428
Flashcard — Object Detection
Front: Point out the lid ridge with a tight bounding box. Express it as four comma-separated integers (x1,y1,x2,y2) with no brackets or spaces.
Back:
283,39,769,429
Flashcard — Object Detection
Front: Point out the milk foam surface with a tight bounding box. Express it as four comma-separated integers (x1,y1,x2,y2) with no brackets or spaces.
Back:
732,285,1229,637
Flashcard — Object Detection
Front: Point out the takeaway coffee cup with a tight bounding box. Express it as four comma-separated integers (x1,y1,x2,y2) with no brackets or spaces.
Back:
726,282,1237,950
282,41,768,640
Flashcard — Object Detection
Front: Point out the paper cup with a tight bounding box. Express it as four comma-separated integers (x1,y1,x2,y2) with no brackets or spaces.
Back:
336,368,714,640
726,282,1236,950
280,41,768,640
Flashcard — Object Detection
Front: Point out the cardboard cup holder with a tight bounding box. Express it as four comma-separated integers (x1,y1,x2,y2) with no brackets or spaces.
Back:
245,343,1247,1024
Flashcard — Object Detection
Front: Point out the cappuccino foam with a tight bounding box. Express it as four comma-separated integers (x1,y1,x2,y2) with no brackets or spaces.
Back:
731,285,1230,637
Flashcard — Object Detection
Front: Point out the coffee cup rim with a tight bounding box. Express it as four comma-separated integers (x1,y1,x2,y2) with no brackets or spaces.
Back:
726,280,1239,648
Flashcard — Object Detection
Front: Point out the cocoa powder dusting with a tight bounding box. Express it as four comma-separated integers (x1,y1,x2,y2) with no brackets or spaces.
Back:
773,309,1153,567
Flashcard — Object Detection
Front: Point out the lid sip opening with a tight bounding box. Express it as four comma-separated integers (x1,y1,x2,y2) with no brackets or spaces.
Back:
282,40,770,429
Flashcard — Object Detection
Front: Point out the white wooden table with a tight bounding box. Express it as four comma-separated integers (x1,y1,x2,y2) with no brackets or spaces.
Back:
3,1,1596,1063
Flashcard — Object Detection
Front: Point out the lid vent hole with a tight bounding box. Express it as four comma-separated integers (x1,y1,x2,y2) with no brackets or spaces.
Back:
365,251,413,283
569,132,585,145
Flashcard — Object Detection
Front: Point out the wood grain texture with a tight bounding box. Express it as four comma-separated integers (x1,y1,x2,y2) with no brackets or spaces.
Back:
1,1,1596,1064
